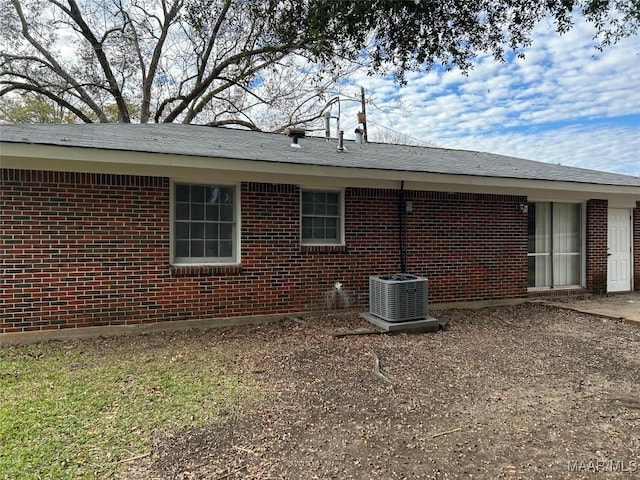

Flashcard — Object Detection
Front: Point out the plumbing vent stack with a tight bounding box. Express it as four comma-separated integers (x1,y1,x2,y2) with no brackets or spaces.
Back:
337,130,345,151
284,127,305,148
355,128,364,144
323,110,331,140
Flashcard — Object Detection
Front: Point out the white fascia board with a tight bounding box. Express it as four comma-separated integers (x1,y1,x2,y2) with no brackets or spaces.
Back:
2,142,639,202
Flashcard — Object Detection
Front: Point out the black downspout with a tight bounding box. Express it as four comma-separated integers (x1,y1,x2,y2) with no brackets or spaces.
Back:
550,203,554,288
399,181,407,273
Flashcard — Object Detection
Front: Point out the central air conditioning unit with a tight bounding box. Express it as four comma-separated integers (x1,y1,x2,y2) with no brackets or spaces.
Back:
369,274,428,322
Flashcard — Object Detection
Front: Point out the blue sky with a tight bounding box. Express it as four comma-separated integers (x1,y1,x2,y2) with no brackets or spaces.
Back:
330,19,640,176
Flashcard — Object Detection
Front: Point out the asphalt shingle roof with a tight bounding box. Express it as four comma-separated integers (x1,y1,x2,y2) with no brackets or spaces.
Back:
1,123,639,187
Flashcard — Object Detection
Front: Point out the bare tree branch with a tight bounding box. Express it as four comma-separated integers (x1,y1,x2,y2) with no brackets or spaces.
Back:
64,0,130,122
0,81,94,123
136,0,183,123
205,118,259,130
162,44,297,123
8,0,108,121
183,54,286,123
195,0,233,86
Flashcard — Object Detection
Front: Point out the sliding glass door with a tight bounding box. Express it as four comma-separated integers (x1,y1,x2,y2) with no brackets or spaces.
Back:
528,202,582,288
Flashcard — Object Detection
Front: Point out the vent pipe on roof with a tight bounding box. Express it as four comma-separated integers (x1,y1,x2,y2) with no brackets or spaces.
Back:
355,128,364,144
284,127,305,148
337,130,345,152
323,110,331,140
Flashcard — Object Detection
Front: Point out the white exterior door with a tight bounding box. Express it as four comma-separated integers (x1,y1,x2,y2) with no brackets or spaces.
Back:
607,209,632,292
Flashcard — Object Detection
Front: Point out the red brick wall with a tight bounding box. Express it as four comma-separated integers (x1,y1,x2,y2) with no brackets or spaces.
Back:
635,201,640,292
585,199,608,294
347,189,529,302
2,170,170,333
0,169,542,335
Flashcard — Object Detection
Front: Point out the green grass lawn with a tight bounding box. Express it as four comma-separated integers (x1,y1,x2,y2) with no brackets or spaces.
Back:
0,333,258,480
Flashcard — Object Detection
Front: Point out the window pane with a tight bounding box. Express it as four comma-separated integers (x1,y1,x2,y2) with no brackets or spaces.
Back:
191,240,204,257
176,203,190,220
191,204,204,220
221,188,234,204
220,241,233,257
301,217,312,239
326,192,339,204
527,203,536,252
553,203,580,253
302,201,313,215
552,203,580,285
176,185,190,202
175,240,189,258
205,241,218,257
312,217,326,238
528,255,551,288
191,186,205,202
175,222,189,240
191,222,205,239
207,187,219,204
567,255,581,285
219,224,233,240
527,256,535,287
220,205,233,221
554,254,580,285
529,202,550,254
206,204,219,221
205,223,218,240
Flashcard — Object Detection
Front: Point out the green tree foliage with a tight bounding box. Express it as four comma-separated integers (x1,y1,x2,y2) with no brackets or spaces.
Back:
295,0,640,82
0,0,637,126
0,94,74,123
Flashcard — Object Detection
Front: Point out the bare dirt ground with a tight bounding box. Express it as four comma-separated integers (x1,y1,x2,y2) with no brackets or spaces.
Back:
122,303,640,480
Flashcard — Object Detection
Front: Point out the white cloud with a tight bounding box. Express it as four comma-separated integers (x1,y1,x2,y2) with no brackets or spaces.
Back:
336,17,640,176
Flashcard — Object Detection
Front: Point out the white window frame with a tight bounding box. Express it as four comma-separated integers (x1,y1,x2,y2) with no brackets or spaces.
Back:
170,181,240,265
527,201,585,290
300,188,345,246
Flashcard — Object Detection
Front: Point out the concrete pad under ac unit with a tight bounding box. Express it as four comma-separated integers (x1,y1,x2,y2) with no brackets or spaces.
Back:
360,312,442,332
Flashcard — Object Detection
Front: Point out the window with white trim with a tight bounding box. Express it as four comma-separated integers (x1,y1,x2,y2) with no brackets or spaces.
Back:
301,190,343,245
528,202,582,288
173,183,237,264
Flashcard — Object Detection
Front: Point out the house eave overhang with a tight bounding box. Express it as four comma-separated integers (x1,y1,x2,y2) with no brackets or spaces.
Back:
2,142,639,201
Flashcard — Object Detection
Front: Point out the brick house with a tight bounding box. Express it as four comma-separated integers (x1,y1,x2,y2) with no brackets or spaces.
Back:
1,124,639,341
